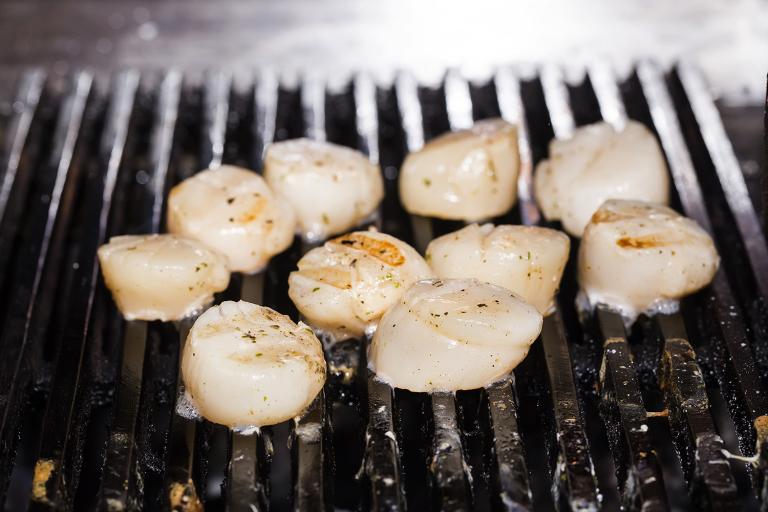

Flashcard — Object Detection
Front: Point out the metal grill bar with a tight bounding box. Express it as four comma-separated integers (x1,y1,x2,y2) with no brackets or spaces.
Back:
294,393,328,511
430,393,471,510
202,70,230,170
485,377,532,510
354,73,380,165
395,71,474,509
302,74,326,143
30,70,139,511
0,70,45,225
162,70,233,511
165,319,203,512
0,71,47,334
516,68,601,510
445,70,533,510
99,70,181,509
590,61,745,507
637,61,768,461
494,67,539,226
676,63,768,299
354,71,405,511
0,71,92,503
365,375,404,511
544,63,670,510
656,314,740,510
395,72,432,252
596,309,668,510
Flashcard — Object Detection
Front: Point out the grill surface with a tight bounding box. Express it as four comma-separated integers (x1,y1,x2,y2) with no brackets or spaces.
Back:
0,62,766,511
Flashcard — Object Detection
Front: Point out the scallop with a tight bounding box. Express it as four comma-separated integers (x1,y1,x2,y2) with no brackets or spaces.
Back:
263,139,384,242
167,165,296,274
97,234,230,321
578,199,720,321
369,278,543,392
181,300,326,427
398,118,519,221
426,223,569,315
534,120,670,236
289,230,434,341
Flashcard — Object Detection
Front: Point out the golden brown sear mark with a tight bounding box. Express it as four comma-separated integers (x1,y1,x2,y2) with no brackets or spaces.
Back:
330,233,405,266
616,235,667,249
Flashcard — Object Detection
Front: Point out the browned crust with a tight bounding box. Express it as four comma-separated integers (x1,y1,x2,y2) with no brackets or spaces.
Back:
330,233,405,266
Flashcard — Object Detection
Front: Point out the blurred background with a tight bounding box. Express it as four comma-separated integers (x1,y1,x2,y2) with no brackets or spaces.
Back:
2,0,767,217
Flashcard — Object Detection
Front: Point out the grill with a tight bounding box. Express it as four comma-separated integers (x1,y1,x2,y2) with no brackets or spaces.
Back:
0,61,766,511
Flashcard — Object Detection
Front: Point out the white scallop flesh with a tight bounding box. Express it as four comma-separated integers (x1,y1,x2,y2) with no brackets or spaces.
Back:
426,223,569,315
289,230,434,341
181,300,326,428
369,278,543,392
534,120,670,237
167,165,296,274
97,234,230,321
263,139,384,243
578,199,720,322
399,118,520,221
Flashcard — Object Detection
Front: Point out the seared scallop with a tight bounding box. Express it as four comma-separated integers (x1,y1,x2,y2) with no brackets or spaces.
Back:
289,230,434,341
369,278,542,392
534,120,669,236
167,165,296,274
98,234,230,321
426,223,569,315
181,300,326,427
578,199,719,320
399,118,519,221
264,139,384,242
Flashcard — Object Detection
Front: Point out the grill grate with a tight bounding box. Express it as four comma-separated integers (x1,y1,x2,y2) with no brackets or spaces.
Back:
0,62,765,511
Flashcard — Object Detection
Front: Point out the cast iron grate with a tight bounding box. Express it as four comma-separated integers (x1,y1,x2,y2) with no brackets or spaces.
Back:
0,61,765,511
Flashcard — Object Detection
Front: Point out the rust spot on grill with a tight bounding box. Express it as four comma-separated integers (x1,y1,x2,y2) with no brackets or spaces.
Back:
169,480,203,512
330,233,405,266
616,235,666,249
754,415,768,443
31,459,55,504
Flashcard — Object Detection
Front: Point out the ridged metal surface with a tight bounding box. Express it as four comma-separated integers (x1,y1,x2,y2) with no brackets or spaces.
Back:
0,62,764,511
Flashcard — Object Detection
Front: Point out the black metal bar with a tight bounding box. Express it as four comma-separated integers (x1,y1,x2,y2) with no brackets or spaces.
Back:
0,71,92,502
229,430,268,512
506,67,600,509
494,67,540,226
446,70,533,510
541,313,600,510
99,70,181,510
165,318,203,512
656,314,740,510
637,61,768,461
430,392,471,511
354,72,380,165
596,308,668,511
676,63,768,300
302,74,326,142
294,392,328,512
225,273,268,512
395,71,433,252
29,70,139,511
201,70,231,170
0,69,45,224
485,377,532,510
365,375,405,511
354,71,405,511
